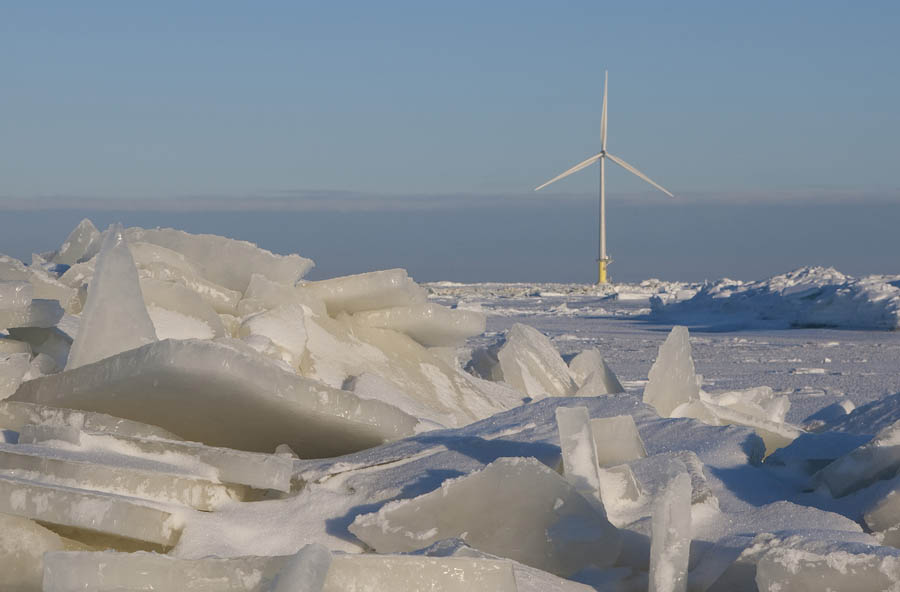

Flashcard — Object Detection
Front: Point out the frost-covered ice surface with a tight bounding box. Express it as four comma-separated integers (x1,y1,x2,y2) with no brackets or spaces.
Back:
1,220,900,590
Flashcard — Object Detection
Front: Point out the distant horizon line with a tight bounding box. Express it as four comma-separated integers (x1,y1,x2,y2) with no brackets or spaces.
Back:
1,188,898,212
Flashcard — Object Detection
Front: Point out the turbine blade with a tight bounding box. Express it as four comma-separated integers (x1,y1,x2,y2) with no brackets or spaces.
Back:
534,153,602,191
605,152,674,197
601,70,608,151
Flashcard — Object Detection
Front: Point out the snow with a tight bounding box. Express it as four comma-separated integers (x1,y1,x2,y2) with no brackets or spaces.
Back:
1,219,900,589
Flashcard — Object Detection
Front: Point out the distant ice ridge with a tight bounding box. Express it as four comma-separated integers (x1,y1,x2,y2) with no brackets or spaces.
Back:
651,266,900,330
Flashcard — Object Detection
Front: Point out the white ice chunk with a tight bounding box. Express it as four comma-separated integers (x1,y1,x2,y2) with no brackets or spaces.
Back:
568,348,624,393
353,303,486,347
0,299,64,329
0,512,89,592
1,352,31,399
708,385,790,425
0,474,180,547
644,326,700,418
349,456,621,576
124,226,314,292
755,545,900,591
12,338,418,456
271,544,332,592
649,463,692,592
348,372,453,428
141,278,226,340
0,400,182,440
816,420,900,497
597,463,643,508
298,269,426,316
688,398,803,456
493,323,576,399
128,241,244,314
239,272,327,317
591,415,647,467
556,406,603,508
42,551,518,592
0,441,244,510
239,304,309,368
0,279,32,310
20,425,293,492
66,226,158,370
0,254,77,312
53,218,101,265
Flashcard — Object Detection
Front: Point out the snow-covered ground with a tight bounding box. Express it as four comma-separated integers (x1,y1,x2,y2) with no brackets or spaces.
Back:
2,220,900,591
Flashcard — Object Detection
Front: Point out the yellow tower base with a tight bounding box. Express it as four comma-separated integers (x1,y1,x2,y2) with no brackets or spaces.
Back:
597,258,610,285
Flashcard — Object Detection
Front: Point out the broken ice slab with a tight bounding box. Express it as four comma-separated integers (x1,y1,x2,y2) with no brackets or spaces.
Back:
597,464,643,507
568,349,624,394
755,544,900,591
697,400,803,456
0,442,244,510
298,269,427,316
124,226,314,292
239,272,328,317
66,226,158,370
42,550,517,592
708,386,790,425
19,425,293,492
816,419,900,497
0,279,33,310
862,474,900,538
11,338,418,456
348,372,454,429
591,415,647,467
349,456,621,576
648,462,692,592
140,278,227,340
0,299,64,329
556,406,603,507
1,352,31,399
493,323,576,399
0,474,180,548
643,326,700,418
0,254,77,312
0,512,90,592
8,326,71,369
52,218,102,265
352,303,486,347
0,401,182,440
631,451,717,508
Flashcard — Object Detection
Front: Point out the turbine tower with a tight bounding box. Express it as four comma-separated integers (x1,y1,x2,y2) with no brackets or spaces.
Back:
535,71,674,284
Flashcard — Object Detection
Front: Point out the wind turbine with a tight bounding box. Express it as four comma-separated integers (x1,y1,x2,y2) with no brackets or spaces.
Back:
535,71,674,284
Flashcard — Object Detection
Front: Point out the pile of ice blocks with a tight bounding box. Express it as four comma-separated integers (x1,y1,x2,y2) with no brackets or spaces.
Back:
1,219,899,591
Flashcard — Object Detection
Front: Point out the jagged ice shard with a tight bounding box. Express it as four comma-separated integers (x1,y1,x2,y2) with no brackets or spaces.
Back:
648,462,692,592
66,225,158,370
643,326,699,417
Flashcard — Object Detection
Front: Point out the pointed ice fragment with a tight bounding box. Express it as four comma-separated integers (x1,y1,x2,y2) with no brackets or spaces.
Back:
66,225,157,370
53,218,101,265
140,277,226,340
349,456,621,576
569,348,624,393
494,323,576,399
643,326,700,417
556,406,603,507
648,462,692,592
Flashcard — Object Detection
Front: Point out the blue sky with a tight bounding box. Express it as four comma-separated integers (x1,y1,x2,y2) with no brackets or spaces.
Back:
2,1,898,200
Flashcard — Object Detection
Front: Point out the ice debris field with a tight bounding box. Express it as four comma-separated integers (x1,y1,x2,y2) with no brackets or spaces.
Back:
1,219,900,591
